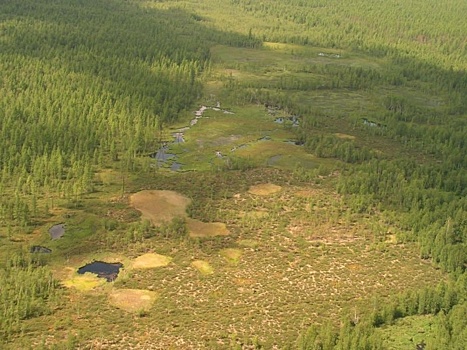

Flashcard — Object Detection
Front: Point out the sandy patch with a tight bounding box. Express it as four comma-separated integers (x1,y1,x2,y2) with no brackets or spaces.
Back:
109,289,158,312
186,218,230,238
248,183,282,196
129,190,191,225
132,253,172,269
191,260,214,275
220,248,243,265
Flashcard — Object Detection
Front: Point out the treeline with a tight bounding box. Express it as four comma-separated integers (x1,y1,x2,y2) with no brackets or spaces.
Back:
225,0,467,70
296,280,466,350
0,253,59,342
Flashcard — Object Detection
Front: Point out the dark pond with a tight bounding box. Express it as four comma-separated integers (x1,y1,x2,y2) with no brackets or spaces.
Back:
77,261,123,282
30,246,52,254
49,224,65,240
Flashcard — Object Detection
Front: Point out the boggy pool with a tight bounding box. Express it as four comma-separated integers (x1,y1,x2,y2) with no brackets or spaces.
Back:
77,261,123,282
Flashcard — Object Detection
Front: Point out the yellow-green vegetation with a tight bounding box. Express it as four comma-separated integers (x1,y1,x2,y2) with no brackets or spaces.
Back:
1,0,466,349
220,248,243,266
191,260,215,275
63,273,106,292
109,289,159,313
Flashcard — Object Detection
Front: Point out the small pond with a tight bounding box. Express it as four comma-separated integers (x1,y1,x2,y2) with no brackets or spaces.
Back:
150,146,176,162
77,261,123,282
170,162,183,171
173,132,185,143
274,116,300,127
30,246,52,254
49,224,65,240
362,118,386,128
284,140,304,146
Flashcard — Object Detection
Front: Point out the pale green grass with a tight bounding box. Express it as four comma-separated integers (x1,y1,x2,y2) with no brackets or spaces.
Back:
192,260,214,275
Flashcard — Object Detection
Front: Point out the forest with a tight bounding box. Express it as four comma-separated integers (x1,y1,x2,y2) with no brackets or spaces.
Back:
0,0,465,349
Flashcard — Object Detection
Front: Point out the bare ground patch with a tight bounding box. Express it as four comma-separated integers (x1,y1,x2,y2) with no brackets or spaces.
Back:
129,190,191,225
186,218,230,238
109,289,158,312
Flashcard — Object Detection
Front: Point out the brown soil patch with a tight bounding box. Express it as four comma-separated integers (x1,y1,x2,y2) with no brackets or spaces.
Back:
248,183,282,196
186,218,230,238
109,289,158,312
129,190,191,226
132,253,172,269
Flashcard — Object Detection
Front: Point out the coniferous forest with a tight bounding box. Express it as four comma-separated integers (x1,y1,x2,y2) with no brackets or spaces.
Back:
0,0,466,349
